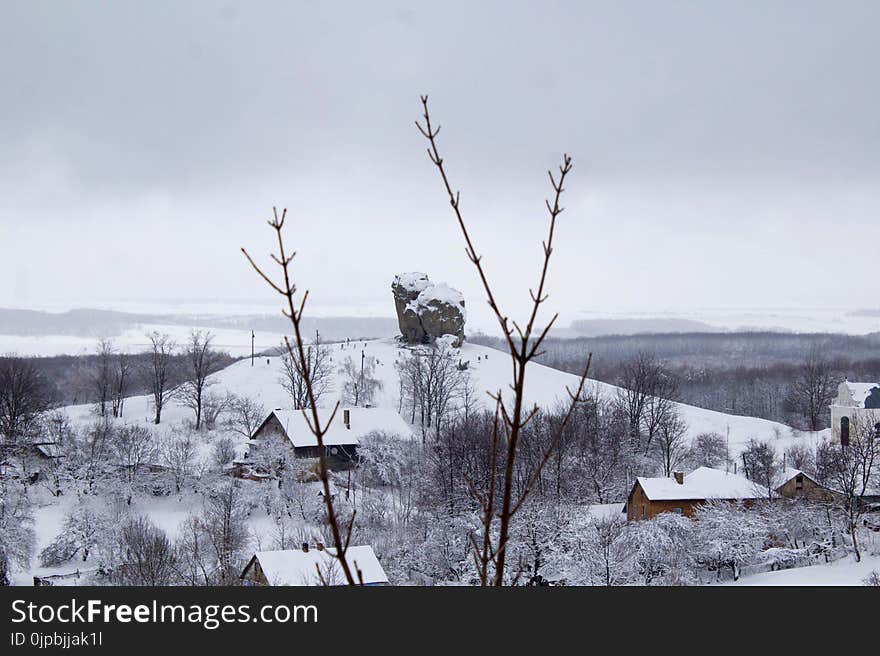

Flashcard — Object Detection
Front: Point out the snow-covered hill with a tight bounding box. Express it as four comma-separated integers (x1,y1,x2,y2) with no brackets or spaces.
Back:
58,337,824,459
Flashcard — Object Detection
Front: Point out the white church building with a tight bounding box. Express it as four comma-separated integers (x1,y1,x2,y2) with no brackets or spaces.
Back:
830,381,880,445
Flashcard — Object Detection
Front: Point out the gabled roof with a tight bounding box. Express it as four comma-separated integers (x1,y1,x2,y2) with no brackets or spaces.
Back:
258,408,413,448
246,546,389,586
35,443,62,458
773,467,816,489
633,466,767,501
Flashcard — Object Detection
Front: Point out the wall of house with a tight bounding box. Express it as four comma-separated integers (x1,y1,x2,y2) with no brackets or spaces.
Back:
776,476,835,502
627,483,700,520
241,559,269,586
251,414,357,470
251,414,296,458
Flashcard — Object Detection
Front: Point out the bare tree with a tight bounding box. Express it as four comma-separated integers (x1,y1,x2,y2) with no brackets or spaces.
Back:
825,417,879,561
212,436,237,468
397,343,470,442
89,339,115,417
181,330,224,430
0,356,51,443
243,208,362,585
690,432,729,469
785,442,815,472
788,347,837,430
640,367,679,454
202,482,250,585
142,332,177,425
226,394,266,439
113,516,177,586
111,350,132,418
161,430,197,494
416,96,591,585
111,425,157,504
201,392,229,431
339,351,382,408
742,438,780,500
0,479,36,585
649,410,690,477
279,333,333,409
614,352,659,445
73,420,114,495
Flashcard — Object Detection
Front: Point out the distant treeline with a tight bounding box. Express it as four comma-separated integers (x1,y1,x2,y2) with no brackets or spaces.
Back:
6,350,238,408
0,307,399,341
470,331,880,428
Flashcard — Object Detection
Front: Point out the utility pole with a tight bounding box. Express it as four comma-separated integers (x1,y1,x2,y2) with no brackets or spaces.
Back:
251,330,255,366
359,349,365,407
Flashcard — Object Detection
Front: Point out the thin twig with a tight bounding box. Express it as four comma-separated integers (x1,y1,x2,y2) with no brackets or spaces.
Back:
242,208,358,586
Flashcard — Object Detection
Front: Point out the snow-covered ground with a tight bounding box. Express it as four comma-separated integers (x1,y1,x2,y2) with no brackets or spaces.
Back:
0,323,288,358
53,337,824,472
14,336,838,586
730,552,880,586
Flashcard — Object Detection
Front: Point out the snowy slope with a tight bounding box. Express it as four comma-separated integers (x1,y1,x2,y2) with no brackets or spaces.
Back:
729,553,880,586
200,338,822,457
55,338,824,459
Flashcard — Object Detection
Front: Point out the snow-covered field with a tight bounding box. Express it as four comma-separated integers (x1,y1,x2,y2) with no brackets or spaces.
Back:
0,323,288,358
730,553,880,586
2,302,878,358
12,337,840,586
569,306,880,336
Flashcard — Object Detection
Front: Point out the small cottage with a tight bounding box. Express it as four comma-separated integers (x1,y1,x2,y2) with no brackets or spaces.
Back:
241,544,389,586
773,467,835,502
626,466,769,521
249,407,412,464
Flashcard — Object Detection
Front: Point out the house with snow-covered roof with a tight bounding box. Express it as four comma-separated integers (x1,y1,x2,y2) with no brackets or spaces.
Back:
241,544,389,586
626,467,768,521
249,407,412,464
831,381,880,446
773,467,834,502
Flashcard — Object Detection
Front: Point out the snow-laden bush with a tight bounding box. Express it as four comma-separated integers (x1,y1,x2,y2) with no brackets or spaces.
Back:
0,480,36,585
39,501,111,567
625,512,697,585
694,500,770,581
358,431,409,487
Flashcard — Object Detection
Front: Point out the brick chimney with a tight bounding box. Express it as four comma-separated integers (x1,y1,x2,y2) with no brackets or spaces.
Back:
301,542,309,553
673,471,684,485
316,542,324,551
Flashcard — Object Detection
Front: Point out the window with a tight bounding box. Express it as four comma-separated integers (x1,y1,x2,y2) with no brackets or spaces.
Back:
795,474,804,490
672,507,683,515
840,416,850,446
641,505,646,519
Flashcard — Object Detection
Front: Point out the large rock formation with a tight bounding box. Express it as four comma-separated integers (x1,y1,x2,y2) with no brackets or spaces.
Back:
392,273,466,347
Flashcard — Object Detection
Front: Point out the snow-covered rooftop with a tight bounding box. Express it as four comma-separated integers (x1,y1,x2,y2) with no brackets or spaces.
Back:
636,466,766,501
251,546,389,585
841,381,880,408
773,467,806,489
270,407,413,448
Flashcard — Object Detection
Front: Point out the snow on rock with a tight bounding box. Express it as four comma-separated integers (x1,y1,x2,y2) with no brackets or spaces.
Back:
392,273,465,347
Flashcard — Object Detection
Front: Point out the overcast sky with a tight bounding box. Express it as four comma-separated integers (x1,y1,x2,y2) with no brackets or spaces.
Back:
1,1,878,329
